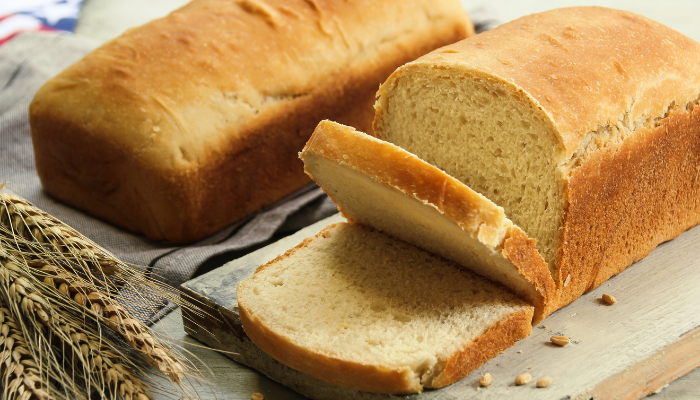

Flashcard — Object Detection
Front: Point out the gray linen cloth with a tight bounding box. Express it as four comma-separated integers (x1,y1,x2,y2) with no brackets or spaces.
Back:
0,32,338,323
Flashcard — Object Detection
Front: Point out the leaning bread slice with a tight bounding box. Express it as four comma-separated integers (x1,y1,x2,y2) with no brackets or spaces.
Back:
300,120,555,322
237,223,533,394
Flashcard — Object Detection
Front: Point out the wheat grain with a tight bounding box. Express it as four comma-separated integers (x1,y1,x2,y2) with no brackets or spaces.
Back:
550,335,570,347
602,293,617,305
536,376,552,388
514,373,531,386
478,372,492,387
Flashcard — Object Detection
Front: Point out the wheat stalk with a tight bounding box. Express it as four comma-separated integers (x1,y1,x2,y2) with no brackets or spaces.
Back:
0,260,155,400
0,305,52,400
24,261,184,383
0,190,210,398
0,193,191,312
0,193,202,385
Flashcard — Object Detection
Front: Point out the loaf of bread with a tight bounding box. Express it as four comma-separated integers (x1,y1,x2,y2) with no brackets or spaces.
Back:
29,0,472,244
374,6,700,310
301,120,554,323
242,8,700,395
237,222,533,394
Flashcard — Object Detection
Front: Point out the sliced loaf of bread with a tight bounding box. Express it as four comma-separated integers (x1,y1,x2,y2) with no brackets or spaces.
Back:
237,222,533,394
374,6,700,309
301,120,554,322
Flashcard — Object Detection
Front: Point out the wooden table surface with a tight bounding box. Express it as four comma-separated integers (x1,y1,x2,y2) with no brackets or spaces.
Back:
152,310,700,400
75,1,700,398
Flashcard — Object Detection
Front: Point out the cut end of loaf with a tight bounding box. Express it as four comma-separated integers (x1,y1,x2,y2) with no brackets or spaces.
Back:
237,223,533,394
374,63,566,280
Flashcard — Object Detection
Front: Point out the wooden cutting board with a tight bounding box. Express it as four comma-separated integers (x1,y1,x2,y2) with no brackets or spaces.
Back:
180,213,700,400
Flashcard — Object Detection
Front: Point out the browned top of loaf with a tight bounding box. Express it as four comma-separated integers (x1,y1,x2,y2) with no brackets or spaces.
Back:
400,6,700,159
30,0,468,171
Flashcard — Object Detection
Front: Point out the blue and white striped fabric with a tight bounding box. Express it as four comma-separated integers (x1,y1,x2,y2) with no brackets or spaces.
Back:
0,0,83,45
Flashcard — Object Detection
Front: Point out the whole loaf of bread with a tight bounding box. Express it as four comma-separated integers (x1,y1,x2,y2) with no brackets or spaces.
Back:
374,6,700,314
29,0,471,243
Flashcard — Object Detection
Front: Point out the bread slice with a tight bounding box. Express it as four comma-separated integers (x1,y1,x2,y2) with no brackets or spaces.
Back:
301,120,554,322
237,222,533,394
374,6,700,309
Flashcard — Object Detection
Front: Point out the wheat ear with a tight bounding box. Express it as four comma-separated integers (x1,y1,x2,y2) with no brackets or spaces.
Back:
0,260,155,400
0,194,199,384
51,313,154,400
0,194,119,277
0,193,188,311
0,305,52,400
26,262,184,384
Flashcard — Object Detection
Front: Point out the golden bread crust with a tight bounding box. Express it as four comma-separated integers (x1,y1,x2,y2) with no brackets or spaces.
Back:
29,0,471,243
558,104,700,307
501,227,557,320
429,307,533,388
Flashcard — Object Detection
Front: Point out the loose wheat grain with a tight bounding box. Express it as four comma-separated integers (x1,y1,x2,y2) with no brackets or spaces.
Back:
479,373,492,387
515,373,531,385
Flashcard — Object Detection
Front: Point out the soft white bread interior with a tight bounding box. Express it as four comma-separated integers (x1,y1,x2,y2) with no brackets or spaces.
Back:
237,222,533,394
301,120,554,322
374,6,700,308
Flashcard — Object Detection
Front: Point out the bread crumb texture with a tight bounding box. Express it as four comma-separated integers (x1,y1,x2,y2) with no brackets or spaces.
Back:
376,64,565,272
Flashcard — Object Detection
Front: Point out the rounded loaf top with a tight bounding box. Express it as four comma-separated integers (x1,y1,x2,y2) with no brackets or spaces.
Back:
30,0,470,170
387,6,700,160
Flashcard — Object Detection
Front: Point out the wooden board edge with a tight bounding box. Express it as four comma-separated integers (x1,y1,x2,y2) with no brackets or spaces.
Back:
180,286,245,355
582,325,700,400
